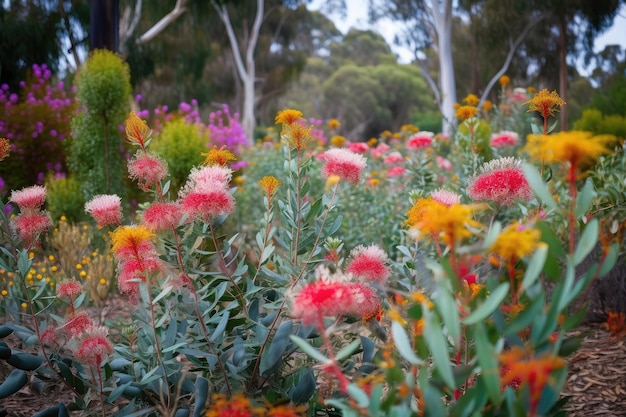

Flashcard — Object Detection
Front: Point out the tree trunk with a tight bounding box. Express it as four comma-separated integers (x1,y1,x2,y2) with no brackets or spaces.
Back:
558,16,568,131
430,0,456,136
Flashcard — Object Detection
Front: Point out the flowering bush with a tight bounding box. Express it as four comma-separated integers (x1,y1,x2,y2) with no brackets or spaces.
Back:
0,83,623,417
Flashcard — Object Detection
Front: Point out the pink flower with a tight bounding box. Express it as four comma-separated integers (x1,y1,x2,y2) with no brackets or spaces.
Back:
430,189,462,207
142,202,182,231
348,142,369,154
128,151,168,191
179,182,235,220
346,245,391,284
384,151,404,165
85,194,122,227
40,327,58,347
56,279,83,300
62,311,94,337
320,148,367,184
467,157,533,206
74,326,113,368
387,166,406,177
10,185,46,212
406,132,434,150
117,257,162,295
345,282,381,321
292,280,352,328
371,143,391,158
186,165,232,189
12,212,52,247
436,155,453,171
490,131,519,148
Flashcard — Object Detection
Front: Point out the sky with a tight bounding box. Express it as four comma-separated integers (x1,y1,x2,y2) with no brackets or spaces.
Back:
309,0,626,73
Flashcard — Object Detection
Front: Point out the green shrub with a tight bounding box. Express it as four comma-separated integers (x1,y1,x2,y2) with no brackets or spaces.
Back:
44,174,86,223
574,108,626,141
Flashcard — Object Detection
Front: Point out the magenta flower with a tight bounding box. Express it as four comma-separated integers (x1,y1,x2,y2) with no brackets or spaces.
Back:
430,189,462,207
384,151,404,165
12,212,52,247
436,155,453,171
142,202,182,231
9,185,46,212
348,142,369,154
85,194,122,227
406,132,434,150
320,148,367,184
387,166,406,177
345,245,391,284
467,157,533,206
179,182,235,221
128,151,168,191
490,131,519,148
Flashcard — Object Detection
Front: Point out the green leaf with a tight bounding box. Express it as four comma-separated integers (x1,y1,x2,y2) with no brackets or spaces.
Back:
209,311,230,343
462,283,509,325
0,369,28,399
599,243,619,277
152,284,173,305
521,244,548,293
423,308,454,389
335,339,362,362
347,383,369,408
260,245,275,265
391,321,422,365
483,221,502,250
522,163,558,210
289,369,316,404
290,335,329,363
575,180,595,219
260,320,293,375
473,323,500,403
574,218,598,265
193,377,209,417
16,250,32,277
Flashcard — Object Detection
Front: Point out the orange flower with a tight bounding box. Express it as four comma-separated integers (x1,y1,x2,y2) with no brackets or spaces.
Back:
282,122,312,150
205,393,263,417
455,105,479,120
525,89,566,119
482,100,493,111
604,311,626,336
0,138,10,161
463,94,480,106
124,111,151,147
499,346,566,414
259,175,281,198
275,109,303,126
327,118,341,130
525,131,609,171
202,146,236,166
499,75,510,87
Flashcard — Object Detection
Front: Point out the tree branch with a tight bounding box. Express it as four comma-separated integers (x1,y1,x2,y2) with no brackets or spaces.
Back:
137,0,188,45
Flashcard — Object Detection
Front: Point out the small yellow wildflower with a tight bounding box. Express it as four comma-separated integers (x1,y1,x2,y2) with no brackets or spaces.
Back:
80,271,87,279
410,291,434,310
482,100,493,111
367,138,378,147
48,255,55,261
327,118,341,129
325,175,341,191
75,264,82,270
525,89,566,119
400,124,419,134
60,215,67,222
463,94,480,106
330,135,346,147
525,131,610,169
28,252,34,259
124,111,151,146
282,122,312,150
202,146,236,166
455,105,479,120
1,290,7,296
258,176,281,198
490,221,541,264
51,266,58,272
499,75,510,87
99,279,107,285
275,109,303,126
21,302,27,309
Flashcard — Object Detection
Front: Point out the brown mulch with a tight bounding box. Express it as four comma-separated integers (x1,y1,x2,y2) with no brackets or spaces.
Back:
561,325,626,417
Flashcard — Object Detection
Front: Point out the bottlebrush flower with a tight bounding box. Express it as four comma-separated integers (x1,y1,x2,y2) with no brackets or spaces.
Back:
39,327,58,347
525,89,566,119
525,131,609,170
345,282,381,321
275,108,303,126
346,244,391,284
406,132,434,150
56,279,83,300
110,225,156,261
490,221,541,264
436,155,453,171
179,181,235,220
455,105,478,120
348,142,369,154
85,194,122,227
9,185,46,211
430,189,462,207
387,166,406,177
490,131,519,148
467,157,533,206
74,326,113,368
142,202,182,231
258,176,281,199
62,311,95,337
384,151,404,165
463,94,480,106
12,212,52,247
124,111,151,147
128,151,168,191
320,148,367,185
186,165,233,189
117,257,163,295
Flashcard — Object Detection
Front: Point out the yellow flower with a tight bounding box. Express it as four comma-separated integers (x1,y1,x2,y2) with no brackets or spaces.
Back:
330,135,346,147
463,94,480,106
124,111,151,146
455,105,479,120
525,131,610,169
400,124,419,134
327,118,341,129
282,122,312,150
21,302,27,309
325,174,341,191
275,109,303,126
490,221,541,264
205,393,263,417
0,138,10,161
1,290,7,296
482,100,493,111
99,278,107,285
367,138,378,147
410,291,434,310
202,146,236,166
258,176,281,198
499,75,510,87
525,89,566,119
110,225,155,256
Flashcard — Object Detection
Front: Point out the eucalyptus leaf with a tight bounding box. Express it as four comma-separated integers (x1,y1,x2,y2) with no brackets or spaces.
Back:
423,308,454,389
522,163,558,210
290,335,329,363
575,180,595,219
462,283,509,325
335,339,361,362
574,218,598,266
209,310,230,343
521,244,548,293
391,321,422,365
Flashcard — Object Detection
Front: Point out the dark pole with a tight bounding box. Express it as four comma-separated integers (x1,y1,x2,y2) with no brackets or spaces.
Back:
90,0,119,52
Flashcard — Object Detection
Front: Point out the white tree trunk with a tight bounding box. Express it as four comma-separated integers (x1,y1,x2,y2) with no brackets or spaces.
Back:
212,0,264,143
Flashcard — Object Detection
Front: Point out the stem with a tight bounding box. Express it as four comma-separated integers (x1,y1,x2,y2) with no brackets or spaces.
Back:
102,111,111,194
292,149,303,264
568,164,578,255
208,222,247,314
97,366,106,417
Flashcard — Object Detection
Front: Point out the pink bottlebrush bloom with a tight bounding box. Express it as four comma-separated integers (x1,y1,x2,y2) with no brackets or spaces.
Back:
12,212,52,247
467,157,533,206
186,165,233,189
74,326,113,368
490,131,519,148
128,151,168,191
345,245,391,284
291,279,354,328
56,279,83,300
430,189,462,207
387,166,406,177
345,282,381,321
117,257,163,295
348,142,369,154
142,202,182,231
110,225,158,262
85,194,122,227
61,311,94,337
179,182,236,220
40,327,58,347
9,185,46,212
371,143,391,158
436,155,453,171
320,148,367,185
384,151,404,165
406,132,434,150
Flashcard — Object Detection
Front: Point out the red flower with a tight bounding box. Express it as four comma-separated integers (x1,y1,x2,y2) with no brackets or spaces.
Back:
142,202,182,231
292,279,352,328
320,148,367,184
186,165,232,189
384,151,404,165
9,185,46,212
128,151,168,191
387,166,406,177
346,245,391,284
348,142,369,154
117,257,163,295
62,311,94,337
179,184,235,220
56,279,83,300
490,131,519,148
406,132,434,150
467,157,532,206
85,194,122,227
74,326,113,368
12,212,52,247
